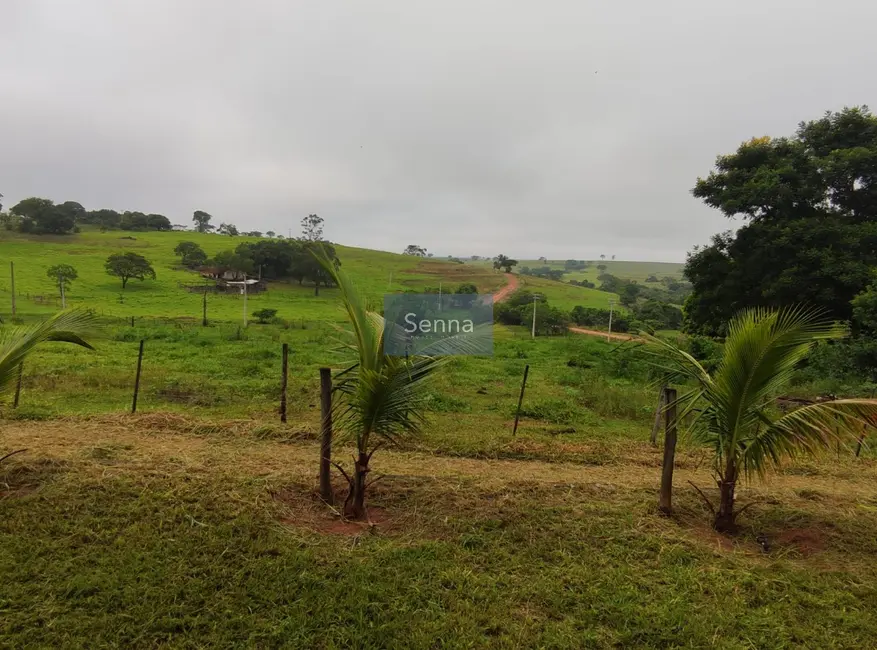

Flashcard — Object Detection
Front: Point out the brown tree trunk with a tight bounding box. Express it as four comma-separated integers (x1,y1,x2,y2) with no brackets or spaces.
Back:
344,453,369,520
314,280,320,297
714,457,737,533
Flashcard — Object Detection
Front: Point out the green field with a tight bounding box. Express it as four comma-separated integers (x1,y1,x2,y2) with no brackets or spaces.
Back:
516,259,685,286
2,234,876,648
0,230,624,321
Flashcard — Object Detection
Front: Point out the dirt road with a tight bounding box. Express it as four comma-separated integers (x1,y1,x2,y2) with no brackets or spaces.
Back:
491,273,519,302
568,326,639,342
491,273,638,341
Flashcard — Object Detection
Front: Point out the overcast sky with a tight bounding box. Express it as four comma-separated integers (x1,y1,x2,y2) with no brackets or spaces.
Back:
1,1,874,261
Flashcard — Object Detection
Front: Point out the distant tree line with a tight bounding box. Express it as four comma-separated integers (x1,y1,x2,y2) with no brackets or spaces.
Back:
0,196,174,234
173,214,340,295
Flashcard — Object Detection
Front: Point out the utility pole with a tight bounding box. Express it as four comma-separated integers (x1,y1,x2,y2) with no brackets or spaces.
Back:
242,273,248,328
531,295,537,339
10,261,15,316
607,298,615,342
59,272,66,309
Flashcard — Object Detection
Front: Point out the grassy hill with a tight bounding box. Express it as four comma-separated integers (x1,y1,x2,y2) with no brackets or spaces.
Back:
0,231,622,321
517,258,684,286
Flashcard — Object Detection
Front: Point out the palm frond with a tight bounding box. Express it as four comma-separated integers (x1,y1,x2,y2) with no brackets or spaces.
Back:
0,310,97,395
740,399,877,477
313,246,446,453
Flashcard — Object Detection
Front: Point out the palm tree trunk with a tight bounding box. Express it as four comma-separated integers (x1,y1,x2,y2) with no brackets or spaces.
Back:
714,456,737,533
344,452,369,520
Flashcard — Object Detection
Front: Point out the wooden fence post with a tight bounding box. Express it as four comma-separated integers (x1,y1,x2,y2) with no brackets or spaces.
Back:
13,363,23,408
659,387,678,514
319,367,334,504
512,364,530,435
10,261,15,316
280,343,288,423
202,289,208,327
131,340,144,413
649,384,666,445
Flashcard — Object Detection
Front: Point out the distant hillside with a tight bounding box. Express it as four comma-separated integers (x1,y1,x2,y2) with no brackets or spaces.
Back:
517,259,684,285
0,231,620,321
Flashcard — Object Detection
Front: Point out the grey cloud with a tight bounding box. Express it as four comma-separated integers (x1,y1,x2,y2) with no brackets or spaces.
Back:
2,0,875,260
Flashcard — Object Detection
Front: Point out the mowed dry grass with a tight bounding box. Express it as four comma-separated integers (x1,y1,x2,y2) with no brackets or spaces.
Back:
5,413,877,557
5,413,877,647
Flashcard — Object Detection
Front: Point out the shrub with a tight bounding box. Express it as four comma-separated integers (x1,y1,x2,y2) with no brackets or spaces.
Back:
253,308,278,324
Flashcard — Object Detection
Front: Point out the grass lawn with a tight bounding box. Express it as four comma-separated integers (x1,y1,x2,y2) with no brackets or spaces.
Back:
2,407,876,648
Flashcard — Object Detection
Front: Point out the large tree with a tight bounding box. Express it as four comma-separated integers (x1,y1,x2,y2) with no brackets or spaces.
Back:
300,213,324,242
685,107,877,335
173,241,208,268
492,254,518,273
10,197,76,235
105,252,156,289
192,210,214,233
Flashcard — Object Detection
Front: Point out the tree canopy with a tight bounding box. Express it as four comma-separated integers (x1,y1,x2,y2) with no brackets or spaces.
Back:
685,106,877,335
105,252,156,289
11,197,76,234
47,264,78,289
493,254,518,273
192,211,214,233
174,241,208,268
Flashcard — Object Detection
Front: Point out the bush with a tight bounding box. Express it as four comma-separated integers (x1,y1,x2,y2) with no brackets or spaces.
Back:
253,308,278,324
455,283,478,294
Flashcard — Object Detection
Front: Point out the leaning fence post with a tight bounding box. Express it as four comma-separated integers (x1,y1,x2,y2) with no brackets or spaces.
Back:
131,340,145,413
512,364,530,435
13,363,23,409
659,386,678,514
319,367,334,504
649,384,667,445
280,343,289,423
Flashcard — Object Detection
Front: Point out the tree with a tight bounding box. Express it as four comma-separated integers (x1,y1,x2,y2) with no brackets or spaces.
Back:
218,222,239,236
300,213,324,241
86,209,122,230
611,255,616,261
620,283,641,307
455,283,478,294
403,245,427,256
105,252,156,289
297,241,339,295
266,231,276,238
492,254,518,273
11,197,75,235
313,247,445,519
686,107,877,334
596,264,607,272
600,254,605,261
57,201,86,222
173,241,208,268
146,214,172,231
644,306,877,532
211,250,254,276
192,210,214,233
47,264,78,290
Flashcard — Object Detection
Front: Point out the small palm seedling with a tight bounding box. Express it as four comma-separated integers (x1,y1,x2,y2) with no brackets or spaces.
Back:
643,306,877,532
